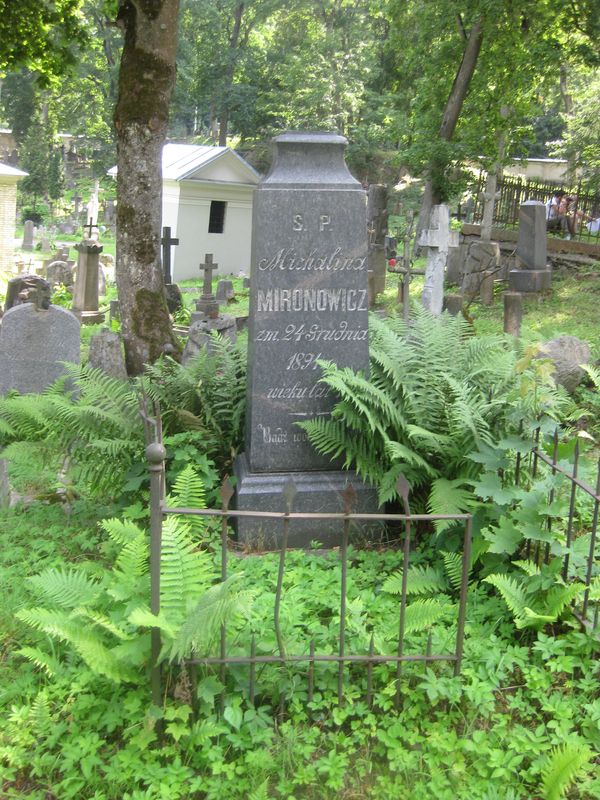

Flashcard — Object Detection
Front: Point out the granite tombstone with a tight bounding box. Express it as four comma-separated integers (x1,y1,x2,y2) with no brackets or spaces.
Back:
509,201,552,292
234,132,379,546
0,304,80,394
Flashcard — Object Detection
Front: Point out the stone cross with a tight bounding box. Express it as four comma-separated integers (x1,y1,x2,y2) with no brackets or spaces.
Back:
195,254,219,318
419,204,455,316
161,226,179,284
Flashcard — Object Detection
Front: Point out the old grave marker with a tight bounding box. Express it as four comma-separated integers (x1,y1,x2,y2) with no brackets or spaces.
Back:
234,131,380,546
0,304,80,395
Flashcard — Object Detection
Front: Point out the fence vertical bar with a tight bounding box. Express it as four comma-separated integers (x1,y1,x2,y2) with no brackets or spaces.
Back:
526,428,541,560
147,441,166,710
338,485,355,705
219,480,234,714
395,476,412,708
545,431,560,564
562,440,580,581
366,634,375,709
308,639,315,704
582,459,600,619
249,635,256,706
454,517,473,677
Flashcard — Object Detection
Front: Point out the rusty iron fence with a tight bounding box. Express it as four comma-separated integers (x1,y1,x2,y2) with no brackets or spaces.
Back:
142,407,473,712
517,428,600,634
466,173,600,243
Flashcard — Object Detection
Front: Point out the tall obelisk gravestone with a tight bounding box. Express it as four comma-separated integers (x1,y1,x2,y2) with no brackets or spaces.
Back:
235,132,380,546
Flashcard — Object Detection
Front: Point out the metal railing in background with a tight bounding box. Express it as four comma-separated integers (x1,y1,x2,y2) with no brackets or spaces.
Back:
466,173,600,244
142,403,473,712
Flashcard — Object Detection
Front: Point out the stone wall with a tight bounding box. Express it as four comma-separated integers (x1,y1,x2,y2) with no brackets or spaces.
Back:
0,181,17,273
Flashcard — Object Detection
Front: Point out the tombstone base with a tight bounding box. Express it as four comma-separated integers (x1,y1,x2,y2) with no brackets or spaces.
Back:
508,268,551,293
233,452,383,549
74,309,106,325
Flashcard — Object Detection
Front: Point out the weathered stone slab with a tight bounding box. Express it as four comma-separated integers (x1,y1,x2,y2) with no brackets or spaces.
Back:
88,329,127,380
182,315,237,364
46,260,74,289
0,304,80,394
517,201,547,269
22,220,34,251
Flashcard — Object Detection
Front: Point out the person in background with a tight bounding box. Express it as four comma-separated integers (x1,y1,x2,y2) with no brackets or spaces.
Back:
546,190,573,238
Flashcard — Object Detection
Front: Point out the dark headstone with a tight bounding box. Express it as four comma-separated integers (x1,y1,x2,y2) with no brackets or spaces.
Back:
235,131,380,546
0,304,80,394
509,201,552,292
165,283,183,313
4,275,51,313
444,294,464,316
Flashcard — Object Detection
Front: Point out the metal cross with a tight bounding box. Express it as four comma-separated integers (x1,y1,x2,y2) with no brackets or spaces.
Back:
84,217,98,238
161,226,179,284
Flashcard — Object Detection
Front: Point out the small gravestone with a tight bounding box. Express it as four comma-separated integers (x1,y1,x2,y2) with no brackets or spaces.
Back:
509,201,552,292
419,204,453,316
109,299,120,323
0,304,80,394
164,283,183,314
243,276,251,289
4,275,51,313
104,199,115,224
46,260,74,289
215,279,234,305
58,221,75,235
22,220,34,251
234,131,380,547
88,329,127,380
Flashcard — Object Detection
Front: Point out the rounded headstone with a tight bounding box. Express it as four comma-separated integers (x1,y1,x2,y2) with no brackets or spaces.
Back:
538,335,591,394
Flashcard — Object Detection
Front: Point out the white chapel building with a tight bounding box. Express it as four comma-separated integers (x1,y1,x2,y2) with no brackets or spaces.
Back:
110,143,260,281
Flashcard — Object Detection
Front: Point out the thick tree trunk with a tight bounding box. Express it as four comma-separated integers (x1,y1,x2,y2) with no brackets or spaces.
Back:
415,18,484,252
114,0,180,375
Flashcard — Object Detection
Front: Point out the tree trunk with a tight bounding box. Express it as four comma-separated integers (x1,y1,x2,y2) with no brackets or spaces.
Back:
218,2,244,147
414,18,484,252
114,0,180,375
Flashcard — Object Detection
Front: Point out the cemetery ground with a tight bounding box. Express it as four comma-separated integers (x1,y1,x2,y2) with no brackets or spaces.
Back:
0,266,600,798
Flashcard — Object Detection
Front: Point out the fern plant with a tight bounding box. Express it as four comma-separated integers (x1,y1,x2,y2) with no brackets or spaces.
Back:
299,308,561,512
16,466,250,681
484,559,585,630
0,336,247,500
541,742,592,800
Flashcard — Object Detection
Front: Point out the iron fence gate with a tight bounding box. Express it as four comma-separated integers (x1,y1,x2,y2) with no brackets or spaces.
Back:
143,408,473,712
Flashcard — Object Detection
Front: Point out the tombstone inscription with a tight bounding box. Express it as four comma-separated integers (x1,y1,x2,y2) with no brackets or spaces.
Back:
235,132,380,546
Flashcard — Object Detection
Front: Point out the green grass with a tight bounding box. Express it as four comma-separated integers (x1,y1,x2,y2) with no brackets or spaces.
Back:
377,258,600,357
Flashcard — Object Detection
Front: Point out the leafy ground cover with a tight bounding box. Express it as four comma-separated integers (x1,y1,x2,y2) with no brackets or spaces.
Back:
0,269,599,798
